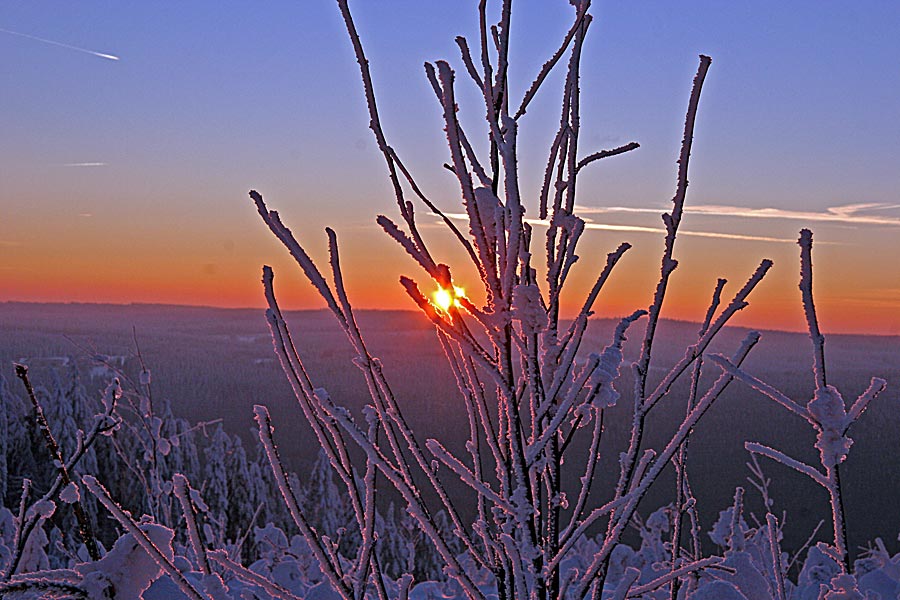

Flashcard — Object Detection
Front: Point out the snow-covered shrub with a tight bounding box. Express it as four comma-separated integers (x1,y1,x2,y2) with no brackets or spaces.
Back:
241,1,889,598
0,0,891,598
238,0,860,598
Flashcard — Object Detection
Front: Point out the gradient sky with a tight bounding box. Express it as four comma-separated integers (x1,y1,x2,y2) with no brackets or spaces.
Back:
1,1,898,334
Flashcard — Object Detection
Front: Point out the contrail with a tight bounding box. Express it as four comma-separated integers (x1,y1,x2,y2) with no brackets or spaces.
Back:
63,162,107,167
0,27,119,61
437,212,841,244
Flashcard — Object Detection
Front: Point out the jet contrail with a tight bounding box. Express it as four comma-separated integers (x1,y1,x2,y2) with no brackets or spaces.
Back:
0,27,119,61
63,162,107,167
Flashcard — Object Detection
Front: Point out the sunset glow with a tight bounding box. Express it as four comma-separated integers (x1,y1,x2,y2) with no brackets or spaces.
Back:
433,286,465,312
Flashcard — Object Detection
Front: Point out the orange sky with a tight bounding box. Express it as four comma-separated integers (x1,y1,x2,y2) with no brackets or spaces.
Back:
4,203,898,336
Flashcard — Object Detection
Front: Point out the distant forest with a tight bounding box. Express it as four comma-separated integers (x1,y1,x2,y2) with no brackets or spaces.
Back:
2,301,898,557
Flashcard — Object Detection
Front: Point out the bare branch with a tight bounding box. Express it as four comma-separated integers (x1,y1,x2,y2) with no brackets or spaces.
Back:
575,141,640,174
798,229,827,389
745,442,828,487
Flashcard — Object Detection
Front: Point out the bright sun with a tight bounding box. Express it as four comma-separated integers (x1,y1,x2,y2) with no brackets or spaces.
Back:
433,285,465,311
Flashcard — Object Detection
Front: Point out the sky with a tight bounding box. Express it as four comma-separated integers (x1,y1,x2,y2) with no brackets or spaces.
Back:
1,1,898,335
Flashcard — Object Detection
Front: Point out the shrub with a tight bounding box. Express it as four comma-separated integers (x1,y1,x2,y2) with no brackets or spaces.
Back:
0,1,890,599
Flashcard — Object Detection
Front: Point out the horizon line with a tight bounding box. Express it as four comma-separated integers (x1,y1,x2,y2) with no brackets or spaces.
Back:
2,299,895,339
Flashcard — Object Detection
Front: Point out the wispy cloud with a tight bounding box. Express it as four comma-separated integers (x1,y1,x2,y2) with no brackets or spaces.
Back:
0,27,119,61
439,213,798,244
576,202,900,227
0,240,21,247
63,162,108,168
579,222,796,243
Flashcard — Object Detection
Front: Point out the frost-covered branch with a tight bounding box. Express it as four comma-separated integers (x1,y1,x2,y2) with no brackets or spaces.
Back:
83,475,208,600
615,54,712,511
799,229,827,389
173,473,210,575
744,442,827,487
574,142,640,174
705,354,812,424
766,513,787,600
844,377,887,434
574,330,759,597
254,405,354,600
627,556,722,597
208,550,304,600
670,278,726,599
642,258,772,413
13,364,101,563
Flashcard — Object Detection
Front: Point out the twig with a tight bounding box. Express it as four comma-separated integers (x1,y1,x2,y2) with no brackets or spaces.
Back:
766,513,787,600
14,364,100,561
209,550,303,600
173,473,210,575
83,475,208,600
575,142,640,174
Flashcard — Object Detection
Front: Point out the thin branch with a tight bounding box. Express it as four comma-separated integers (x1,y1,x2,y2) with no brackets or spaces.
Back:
798,229,827,389
706,354,813,425
209,551,303,600
627,557,722,597
14,364,100,561
575,142,640,174
254,405,353,600
617,54,712,507
173,474,210,575
83,475,208,600
745,442,828,487
844,377,887,434
514,2,591,120
766,514,787,600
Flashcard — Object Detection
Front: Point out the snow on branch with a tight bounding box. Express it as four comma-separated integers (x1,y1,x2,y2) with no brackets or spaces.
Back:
706,354,812,424
82,475,207,600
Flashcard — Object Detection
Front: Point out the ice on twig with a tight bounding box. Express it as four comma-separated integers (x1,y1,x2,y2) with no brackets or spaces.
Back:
511,283,547,334
807,385,852,468
59,482,80,504
75,523,175,599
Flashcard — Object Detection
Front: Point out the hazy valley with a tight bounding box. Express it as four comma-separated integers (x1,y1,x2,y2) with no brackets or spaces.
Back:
2,301,897,559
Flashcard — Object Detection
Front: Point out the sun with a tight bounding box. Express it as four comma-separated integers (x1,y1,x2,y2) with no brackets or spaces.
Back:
433,285,465,311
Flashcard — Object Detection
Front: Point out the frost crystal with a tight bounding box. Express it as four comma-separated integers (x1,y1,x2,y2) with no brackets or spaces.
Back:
75,523,174,599
808,385,852,468
474,186,501,240
60,482,81,504
511,283,547,334
587,346,624,408
824,573,865,600
25,499,56,521
101,378,121,413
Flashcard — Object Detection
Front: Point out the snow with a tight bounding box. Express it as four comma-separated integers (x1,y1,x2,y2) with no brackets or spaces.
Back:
74,523,174,599
807,385,852,468
59,482,80,504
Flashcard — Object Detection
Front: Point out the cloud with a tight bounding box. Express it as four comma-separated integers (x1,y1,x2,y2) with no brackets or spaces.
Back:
0,27,119,61
575,202,900,227
439,213,799,244
0,240,21,247
579,222,796,243
63,162,108,167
